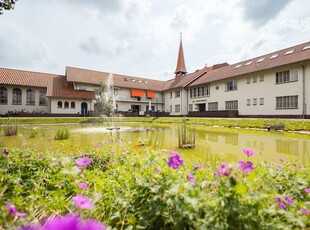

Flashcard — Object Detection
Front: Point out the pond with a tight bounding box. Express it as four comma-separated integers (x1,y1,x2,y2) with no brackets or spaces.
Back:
1,122,309,166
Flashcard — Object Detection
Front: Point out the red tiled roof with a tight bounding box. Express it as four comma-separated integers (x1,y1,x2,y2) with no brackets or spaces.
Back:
175,38,187,74
0,67,95,100
66,66,165,91
50,75,95,99
188,41,310,87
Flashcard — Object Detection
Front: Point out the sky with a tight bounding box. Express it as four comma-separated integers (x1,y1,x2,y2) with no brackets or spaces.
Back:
0,0,309,81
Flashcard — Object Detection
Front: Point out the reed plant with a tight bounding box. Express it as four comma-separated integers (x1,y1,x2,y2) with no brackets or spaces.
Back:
178,119,196,148
54,129,70,140
3,124,18,136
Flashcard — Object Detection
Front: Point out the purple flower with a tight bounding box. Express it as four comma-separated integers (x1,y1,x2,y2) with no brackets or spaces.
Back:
78,183,89,190
301,209,310,215
304,188,310,193
2,149,9,156
242,148,256,156
213,171,219,177
284,196,295,203
275,196,286,209
187,172,196,187
156,168,161,173
6,204,26,217
95,143,101,148
218,162,230,176
168,153,183,169
76,157,93,169
279,157,285,162
193,164,205,169
72,194,94,210
21,214,106,230
238,161,254,174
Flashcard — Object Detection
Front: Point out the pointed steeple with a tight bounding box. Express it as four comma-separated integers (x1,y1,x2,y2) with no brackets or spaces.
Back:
174,32,187,77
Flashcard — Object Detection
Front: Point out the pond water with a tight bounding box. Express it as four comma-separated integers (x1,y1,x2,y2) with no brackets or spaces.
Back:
1,122,309,166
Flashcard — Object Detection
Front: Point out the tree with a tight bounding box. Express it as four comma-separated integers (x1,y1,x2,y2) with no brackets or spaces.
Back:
0,0,17,14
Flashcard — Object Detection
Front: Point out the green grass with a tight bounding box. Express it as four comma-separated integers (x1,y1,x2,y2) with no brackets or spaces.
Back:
54,129,70,140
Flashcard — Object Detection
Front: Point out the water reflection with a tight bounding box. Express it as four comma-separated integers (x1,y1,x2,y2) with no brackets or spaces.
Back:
0,123,309,165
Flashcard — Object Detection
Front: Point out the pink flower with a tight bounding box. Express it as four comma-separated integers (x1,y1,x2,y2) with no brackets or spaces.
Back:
238,161,254,174
213,171,219,177
304,188,310,193
301,209,310,215
72,194,94,210
218,162,230,176
76,157,93,169
95,143,101,148
166,150,179,155
78,183,89,190
156,168,161,173
275,196,286,209
6,204,26,217
187,172,196,187
284,196,295,203
242,148,256,156
279,157,285,162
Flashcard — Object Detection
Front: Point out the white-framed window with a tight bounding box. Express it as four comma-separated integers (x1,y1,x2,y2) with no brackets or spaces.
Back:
170,92,172,99
78,85,87,91
208,102,218,111
276,69,298,84
57,101,62,108
71,102,75,109
175,91,180,98
276,95,298,109
253,76,257,83
26,89,35,105
259,74,264,82
170,105,172,112
12,88,22,105
39,89,47,106
246,99,250,106
260,98,264,105
175,104,180,112
225,100,238,110
253,98,257,106
225,80,237,91
0,87,8,105
64,101,69,109
246,77,251,84
189,84,210,98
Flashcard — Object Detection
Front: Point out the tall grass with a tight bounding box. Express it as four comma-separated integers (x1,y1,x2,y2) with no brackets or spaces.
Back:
54,129,70,140
4,124,18,136
178,119,196,149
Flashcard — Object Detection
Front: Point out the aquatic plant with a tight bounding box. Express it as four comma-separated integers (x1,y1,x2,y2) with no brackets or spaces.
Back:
54,129,70,140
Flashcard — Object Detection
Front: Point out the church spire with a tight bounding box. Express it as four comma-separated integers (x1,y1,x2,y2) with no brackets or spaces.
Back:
174,32,187,77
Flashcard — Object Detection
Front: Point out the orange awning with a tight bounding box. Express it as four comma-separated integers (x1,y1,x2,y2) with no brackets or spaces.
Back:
147,91,155,98
131,89,144,97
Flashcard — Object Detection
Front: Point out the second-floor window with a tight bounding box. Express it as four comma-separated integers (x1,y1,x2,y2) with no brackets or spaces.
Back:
175,91,180,98
276,69,298,84
190,84,210,98
225,80,237,91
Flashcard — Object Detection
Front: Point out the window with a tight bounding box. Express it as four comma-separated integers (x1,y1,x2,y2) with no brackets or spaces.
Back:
225,100,238,110
208,102,218,111
77,85,87,91
276,95,298,109
253,98,257,106
260,98,264,105
0,87,8,105
26,89,35,105
225,80,237,91
39,89,47,106
170,105,172,113
189,85,210,98
170,92,172,99
257,57,265,63
189,104,193,112
276,69,298,84
246,77,250,84
64,101,69,109
57,101,62,108
12,88,22,105
253,76,257,83
71,102,75,109
175,91,180,98
175,104,180,112
259,74,264,82
270,54,279,59
246,99,250,106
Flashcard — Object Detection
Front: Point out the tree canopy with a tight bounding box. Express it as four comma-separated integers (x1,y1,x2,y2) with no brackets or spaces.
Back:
0,0,17,14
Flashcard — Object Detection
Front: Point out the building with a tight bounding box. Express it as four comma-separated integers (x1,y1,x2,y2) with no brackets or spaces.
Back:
0,40,309,118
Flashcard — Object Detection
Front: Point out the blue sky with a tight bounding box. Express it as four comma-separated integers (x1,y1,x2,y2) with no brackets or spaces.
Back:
0,0,309,80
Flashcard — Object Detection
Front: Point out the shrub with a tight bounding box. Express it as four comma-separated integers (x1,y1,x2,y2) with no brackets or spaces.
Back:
54,129,70,140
